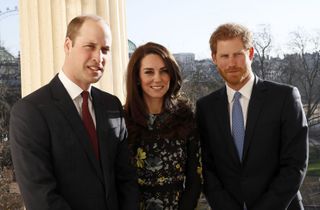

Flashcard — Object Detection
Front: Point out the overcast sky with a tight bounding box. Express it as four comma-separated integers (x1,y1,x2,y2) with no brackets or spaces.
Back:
1,0,320,59
0,0,18,56
127,0,320,59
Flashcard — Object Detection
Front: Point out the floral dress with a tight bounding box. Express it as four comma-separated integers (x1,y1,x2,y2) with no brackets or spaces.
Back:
125,105,201,210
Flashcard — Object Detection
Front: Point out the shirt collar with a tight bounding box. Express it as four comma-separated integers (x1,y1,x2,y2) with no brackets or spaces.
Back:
58,70,92,100
226,72,255,103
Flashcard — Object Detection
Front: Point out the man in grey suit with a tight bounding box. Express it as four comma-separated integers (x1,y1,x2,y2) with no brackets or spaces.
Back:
10,15,139,210
196,23,308,210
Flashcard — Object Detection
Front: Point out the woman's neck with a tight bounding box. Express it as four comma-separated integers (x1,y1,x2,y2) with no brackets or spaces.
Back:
145,98,163,114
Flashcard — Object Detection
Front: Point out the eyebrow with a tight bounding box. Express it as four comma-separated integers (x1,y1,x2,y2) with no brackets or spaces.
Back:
143,67,154,71
102,46,110,51
143,67,167,72
85,42,110,50
143,66,167,70
219,49,245,55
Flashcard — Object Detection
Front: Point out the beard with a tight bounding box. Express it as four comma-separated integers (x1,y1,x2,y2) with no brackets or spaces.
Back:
217,66,251,90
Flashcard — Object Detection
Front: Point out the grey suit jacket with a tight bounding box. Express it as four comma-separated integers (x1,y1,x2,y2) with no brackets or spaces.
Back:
10,75,139,210
196,77,308,210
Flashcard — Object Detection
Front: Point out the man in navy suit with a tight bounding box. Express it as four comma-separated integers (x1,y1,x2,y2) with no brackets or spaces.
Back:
196,23,308,210
10,15,139,210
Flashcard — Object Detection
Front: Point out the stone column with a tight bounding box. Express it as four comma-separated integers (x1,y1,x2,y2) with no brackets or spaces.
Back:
19,0,128,102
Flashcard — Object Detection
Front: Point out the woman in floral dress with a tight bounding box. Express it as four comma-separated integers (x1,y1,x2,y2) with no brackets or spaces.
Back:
124,42,201,210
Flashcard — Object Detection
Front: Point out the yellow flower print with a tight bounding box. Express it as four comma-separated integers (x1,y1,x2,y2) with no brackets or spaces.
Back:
176,163,182,172
176,191,180,200
138,178,145,185
157,176,166,185
197,166,203,184
197,166,202,175
136,148,146,168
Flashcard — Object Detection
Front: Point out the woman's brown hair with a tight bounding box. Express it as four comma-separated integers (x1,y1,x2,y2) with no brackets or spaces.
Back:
124,42,182,126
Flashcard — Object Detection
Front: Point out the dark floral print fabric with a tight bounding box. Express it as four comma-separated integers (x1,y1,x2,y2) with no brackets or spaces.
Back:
125,104,202,210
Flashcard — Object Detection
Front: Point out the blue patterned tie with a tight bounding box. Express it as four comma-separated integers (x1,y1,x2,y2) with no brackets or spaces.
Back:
232,92,245,160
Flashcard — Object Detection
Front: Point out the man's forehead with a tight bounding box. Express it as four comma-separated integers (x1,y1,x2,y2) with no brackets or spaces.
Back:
217,40,244,51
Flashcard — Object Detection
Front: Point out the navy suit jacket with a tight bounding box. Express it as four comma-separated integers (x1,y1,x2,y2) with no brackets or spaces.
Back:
196,77,308,210
10,75,139,210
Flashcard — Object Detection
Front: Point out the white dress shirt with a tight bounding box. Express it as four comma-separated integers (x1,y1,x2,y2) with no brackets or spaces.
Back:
226,73,255,131
58,70,96,127
226,73,254,210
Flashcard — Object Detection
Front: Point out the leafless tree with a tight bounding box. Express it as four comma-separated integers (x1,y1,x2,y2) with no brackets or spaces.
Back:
0,166,23,210
181,59,223,105
288,29,320,125
278,53,302,85
253,25,273,79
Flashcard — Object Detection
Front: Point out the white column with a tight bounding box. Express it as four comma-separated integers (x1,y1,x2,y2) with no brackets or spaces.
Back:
19,0,128,102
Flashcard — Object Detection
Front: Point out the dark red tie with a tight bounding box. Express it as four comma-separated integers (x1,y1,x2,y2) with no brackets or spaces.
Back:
81,91,99,160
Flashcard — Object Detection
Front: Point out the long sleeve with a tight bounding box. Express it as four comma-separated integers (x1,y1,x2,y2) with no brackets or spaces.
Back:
196,99,241,210
251,87,308,210
179,128,202,210
115,107,140,210
10,100,72,210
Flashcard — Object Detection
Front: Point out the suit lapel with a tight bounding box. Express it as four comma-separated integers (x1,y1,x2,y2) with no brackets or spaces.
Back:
49,75,104,182
242,77,267,161
91,88,111,196
215,88,240,164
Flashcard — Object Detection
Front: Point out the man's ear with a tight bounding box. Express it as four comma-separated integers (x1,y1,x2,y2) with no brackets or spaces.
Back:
249,47,254,60
211,53,217,65
64,37,72,54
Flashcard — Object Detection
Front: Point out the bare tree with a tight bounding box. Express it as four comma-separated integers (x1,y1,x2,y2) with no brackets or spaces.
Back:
181,59,224,105
0,168,24,210
278,53,302,85
288,29,320,125
253,24,273,79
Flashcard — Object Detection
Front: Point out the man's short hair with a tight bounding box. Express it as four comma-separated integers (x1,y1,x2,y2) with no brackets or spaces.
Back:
66,15,107,45
209,23,253,55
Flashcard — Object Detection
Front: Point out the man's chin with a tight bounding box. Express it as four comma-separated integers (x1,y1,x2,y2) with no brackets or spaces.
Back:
90,76,102,84
225,76,241,84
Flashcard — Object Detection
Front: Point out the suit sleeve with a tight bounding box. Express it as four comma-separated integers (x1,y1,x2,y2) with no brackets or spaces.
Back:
252,87,309,210
178,125,202,210
115,103,139,210
9,100,72,210
196,101,240,210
